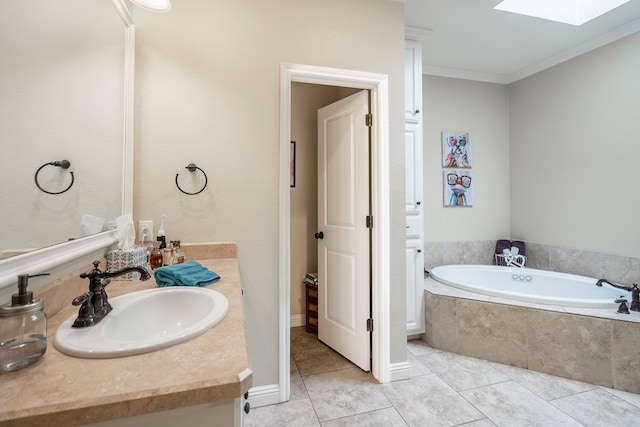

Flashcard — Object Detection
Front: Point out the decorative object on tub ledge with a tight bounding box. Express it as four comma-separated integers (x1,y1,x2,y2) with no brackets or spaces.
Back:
154,260,220,287
175,163,208,195
494,239,526,267
34,160,74,195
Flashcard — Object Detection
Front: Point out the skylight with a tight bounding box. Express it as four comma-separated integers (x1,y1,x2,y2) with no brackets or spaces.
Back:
494,0,630,26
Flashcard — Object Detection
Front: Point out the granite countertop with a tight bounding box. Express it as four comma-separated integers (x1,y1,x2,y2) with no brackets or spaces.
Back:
0,255,252,426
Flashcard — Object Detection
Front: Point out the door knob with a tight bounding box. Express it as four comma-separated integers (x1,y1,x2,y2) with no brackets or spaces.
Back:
314,231,324,240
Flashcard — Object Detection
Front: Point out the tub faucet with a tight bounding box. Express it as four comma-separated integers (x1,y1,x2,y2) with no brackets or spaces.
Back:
595,278,632,292
71,260,152,328
630,284,640,312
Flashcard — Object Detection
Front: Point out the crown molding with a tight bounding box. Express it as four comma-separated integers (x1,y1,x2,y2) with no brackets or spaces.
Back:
506,17,640,83
422,65,511,85
405,25,433,42
423,18,640,84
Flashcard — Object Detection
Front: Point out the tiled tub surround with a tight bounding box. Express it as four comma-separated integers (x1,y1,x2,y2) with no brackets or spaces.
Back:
425,241,640,287
424,277,640,394
0,242,251,426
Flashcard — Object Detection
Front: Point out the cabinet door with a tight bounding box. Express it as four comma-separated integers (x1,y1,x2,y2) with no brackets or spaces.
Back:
404,40,422,123
405,38,424,335
405,123,423,216
406,239,424,335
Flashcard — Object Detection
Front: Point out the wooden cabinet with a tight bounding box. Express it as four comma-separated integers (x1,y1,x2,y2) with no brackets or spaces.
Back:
305,283,318,334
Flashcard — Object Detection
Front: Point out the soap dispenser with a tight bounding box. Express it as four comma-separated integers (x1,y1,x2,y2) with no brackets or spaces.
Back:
0,274,48,372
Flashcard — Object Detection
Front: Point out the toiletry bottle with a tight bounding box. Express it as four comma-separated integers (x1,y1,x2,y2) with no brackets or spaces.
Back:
0,274,48,372
157,214,167,249
149,241,163,269
162,242,174,267
173,240,186,264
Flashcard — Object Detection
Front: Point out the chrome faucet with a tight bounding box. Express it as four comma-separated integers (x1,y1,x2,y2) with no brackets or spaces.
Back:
71,260,152,328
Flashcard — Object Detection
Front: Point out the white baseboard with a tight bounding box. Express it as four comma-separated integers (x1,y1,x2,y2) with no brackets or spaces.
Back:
290,314,305,328
250,363,407,412
247,384,281,409
389,361,411,382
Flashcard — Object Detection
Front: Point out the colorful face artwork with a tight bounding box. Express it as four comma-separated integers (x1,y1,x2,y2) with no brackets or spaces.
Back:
444,134,471,168
446,172,473,206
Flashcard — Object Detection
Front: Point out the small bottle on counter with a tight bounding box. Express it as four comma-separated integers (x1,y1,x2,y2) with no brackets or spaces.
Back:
172,240,186,264
149,241,163,269
162,243,174,267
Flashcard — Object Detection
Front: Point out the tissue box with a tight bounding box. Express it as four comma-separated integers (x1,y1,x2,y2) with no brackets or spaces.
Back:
106,248,148,280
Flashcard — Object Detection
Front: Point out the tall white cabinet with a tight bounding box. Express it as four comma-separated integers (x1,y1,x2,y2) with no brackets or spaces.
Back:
404,38,425,336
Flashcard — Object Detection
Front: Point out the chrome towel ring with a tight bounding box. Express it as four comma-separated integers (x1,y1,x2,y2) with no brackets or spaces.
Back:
175,163,208,195
34,160,75,195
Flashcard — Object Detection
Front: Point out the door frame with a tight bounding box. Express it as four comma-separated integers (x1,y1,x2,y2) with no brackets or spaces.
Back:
279,63,391,402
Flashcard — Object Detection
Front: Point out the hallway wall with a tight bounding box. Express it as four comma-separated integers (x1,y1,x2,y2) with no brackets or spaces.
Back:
132,0,406,387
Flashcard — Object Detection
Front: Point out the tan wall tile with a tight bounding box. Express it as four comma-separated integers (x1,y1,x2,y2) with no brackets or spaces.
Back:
424,292,458,352
527,311,612,387
612,320,640,393
457,300,529,368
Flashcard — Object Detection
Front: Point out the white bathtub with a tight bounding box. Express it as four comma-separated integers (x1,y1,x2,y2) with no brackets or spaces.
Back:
430,264,629,308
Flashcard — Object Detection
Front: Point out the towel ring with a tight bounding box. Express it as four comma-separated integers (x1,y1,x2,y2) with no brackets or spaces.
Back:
34,160,75,195
175,163,208,195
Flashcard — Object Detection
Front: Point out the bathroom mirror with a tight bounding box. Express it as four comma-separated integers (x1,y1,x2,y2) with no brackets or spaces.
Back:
0,0,134,289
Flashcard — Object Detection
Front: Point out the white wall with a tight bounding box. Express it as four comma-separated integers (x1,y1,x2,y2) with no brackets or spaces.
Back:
510,32,640,258
132,0,406,387
422,76,511,242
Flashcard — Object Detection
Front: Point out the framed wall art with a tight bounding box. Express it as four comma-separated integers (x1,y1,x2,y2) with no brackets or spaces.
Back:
442,131,472,168
444,170,474,207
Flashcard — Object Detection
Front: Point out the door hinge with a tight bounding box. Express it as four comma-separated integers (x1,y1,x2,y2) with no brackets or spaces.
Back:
367,318,374,332
365,113,372,127
366,215,373,228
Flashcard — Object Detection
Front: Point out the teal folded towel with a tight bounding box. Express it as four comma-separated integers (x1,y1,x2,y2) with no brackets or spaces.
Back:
154,261,220,287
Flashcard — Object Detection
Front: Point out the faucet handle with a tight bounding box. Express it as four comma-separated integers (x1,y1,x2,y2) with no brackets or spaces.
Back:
72,292,93,306
80,260,103,279
615,298,630,314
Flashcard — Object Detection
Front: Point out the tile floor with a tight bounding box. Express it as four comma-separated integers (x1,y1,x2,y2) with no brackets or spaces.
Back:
244,327,640,426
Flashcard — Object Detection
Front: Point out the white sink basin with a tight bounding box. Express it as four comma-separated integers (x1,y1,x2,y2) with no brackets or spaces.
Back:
54,287,229,358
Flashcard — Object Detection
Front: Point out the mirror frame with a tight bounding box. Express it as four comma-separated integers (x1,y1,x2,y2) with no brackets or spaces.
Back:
0,0,135,289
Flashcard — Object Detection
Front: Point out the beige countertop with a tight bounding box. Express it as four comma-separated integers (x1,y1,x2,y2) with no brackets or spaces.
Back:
0,252,252,426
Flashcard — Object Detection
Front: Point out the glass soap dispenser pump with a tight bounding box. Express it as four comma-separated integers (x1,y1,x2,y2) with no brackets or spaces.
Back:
0,274,48,372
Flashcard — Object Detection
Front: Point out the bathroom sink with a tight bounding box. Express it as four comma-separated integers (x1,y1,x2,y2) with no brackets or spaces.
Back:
54,287,229,358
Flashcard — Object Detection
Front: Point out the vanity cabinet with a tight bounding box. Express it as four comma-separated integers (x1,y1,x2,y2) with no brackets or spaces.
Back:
0,250,252,427
85,398,247,427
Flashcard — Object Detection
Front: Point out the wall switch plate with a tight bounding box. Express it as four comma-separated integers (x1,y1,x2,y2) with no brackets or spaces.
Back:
138,220,153,242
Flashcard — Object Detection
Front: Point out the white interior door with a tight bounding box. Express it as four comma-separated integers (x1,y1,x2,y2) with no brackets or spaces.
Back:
317,90,371,371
